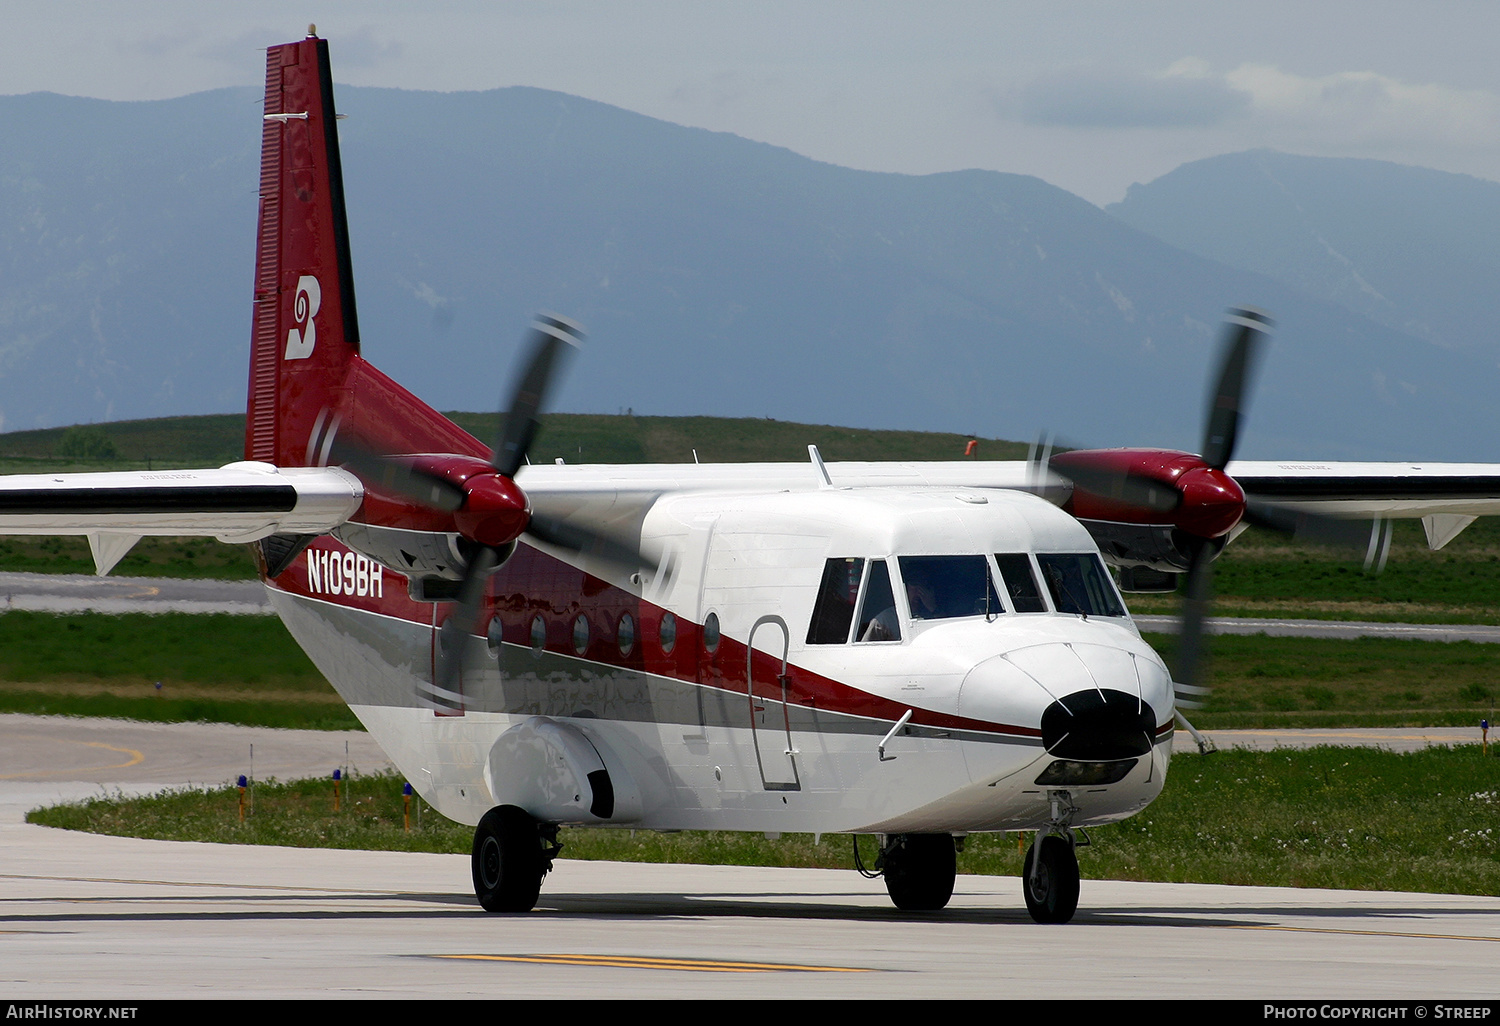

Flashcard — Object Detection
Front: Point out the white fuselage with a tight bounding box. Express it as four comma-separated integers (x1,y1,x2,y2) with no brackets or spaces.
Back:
267,480,1176,838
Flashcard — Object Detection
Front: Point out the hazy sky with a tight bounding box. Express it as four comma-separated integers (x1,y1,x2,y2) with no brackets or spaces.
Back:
4,1,1497,205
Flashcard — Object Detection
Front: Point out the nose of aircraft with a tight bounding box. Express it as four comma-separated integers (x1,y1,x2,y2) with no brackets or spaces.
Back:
958,635,1171,760
1039,688,1155,759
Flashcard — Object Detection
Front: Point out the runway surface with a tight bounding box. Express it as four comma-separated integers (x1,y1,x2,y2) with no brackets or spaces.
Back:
0,571,268,615
1135,612,1500,644
1,714,1495,999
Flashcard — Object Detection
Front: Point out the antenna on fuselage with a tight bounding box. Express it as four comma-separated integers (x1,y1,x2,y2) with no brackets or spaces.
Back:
808,444,833,489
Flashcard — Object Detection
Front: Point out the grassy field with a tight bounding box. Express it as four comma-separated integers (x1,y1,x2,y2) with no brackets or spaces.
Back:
1129,518,1500,624
2,411,1499,732
0,613,1494,730
0,410,1022,579
0,411,1025,472
0,611,356,730
0,535,260,579
29,746,1500,897
4,412,1500,627
1146,631,1500,729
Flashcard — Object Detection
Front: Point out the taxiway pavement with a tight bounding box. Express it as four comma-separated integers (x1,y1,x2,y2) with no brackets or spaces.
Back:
1,714,1495,999
4,823,1498,999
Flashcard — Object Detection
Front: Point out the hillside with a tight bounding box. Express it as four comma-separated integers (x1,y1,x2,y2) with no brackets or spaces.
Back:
1108,150,1500,357
0,411,1028,472
2,88,1499,462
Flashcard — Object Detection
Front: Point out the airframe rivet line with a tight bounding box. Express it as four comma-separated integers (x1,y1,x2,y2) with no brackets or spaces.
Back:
434,953,873,973
1225,924,1500,943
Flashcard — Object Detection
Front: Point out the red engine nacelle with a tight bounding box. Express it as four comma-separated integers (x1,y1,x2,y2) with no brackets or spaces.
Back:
1050,448,1247,574
1051,448,1245,537
354,453,532,546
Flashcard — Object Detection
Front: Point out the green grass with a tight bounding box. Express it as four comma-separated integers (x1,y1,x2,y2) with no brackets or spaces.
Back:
28,747,1500,897
0,535,259,579
0,411,1023,473
1144,631,1500,729
0,411,1025,580
0,612,1495,731
6,412,1500,628
0,611,355,730
1128,519,1500,624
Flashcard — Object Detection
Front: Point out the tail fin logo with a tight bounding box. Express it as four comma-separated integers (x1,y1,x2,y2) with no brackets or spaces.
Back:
284,275,322,360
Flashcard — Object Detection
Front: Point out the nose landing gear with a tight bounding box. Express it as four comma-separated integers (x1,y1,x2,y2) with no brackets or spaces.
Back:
1024,791,1082,924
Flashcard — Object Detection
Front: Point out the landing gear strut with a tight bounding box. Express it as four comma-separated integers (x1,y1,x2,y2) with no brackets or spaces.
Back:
1023,790,1081,924
471,805,560,913
877,833,957,911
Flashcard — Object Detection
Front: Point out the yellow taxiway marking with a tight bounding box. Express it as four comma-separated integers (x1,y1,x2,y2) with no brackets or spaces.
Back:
1229,924,1500,944
0,739,145,780
437,953,872,973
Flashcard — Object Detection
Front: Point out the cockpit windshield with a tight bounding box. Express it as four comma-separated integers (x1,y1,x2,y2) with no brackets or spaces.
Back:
897,555,1002,621
1036,553,1127,617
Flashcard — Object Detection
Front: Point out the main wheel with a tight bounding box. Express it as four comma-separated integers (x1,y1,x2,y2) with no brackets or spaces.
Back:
882,833,957,911
1023,835,1080,924
471,805,546,913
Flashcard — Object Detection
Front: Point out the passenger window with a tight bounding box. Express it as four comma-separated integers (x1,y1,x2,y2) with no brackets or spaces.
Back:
1037,553,1127,617
995,553,1046,612
807,557,864,644
897,555,1001,621
855,559,901,642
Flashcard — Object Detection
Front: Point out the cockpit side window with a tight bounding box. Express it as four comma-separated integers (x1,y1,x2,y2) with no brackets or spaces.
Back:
994,553,1046,612
897,555,1002,621
855,559,901,642
1036,553,1127,617
807,557,864,644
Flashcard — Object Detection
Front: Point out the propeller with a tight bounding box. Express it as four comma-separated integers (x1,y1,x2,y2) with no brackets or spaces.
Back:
338,314,657,709
1174,308,1269,703
1043,308,1378,716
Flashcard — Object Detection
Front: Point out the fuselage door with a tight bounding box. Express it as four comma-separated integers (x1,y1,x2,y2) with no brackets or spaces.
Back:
746,614,800,792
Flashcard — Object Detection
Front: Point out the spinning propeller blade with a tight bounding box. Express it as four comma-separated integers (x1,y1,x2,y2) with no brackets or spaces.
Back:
1202,308,1271,470
333,315,661,706
494,315,581,479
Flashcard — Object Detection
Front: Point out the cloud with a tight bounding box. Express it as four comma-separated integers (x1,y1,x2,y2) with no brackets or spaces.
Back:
1014,64,1250,129
1225,64,1500,148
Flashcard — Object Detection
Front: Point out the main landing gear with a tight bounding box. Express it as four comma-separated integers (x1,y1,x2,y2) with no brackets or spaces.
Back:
471,805,561,913
1023,791,1082,924
873,833,958,911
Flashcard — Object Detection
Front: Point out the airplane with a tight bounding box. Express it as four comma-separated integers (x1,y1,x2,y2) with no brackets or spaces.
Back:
6,30,1500,924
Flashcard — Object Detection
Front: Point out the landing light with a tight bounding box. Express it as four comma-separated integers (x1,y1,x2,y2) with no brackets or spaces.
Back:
1035,759,1138,786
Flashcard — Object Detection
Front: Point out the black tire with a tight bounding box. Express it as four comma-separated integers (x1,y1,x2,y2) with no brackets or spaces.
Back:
1023,835,1080,924
471,805,545,913
882,833,957,911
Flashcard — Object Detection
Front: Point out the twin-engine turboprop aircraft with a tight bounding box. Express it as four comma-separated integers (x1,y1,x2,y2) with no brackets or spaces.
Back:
6,32,1500,924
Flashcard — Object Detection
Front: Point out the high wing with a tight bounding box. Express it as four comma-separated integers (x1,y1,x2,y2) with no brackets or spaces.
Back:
0,463,361,574
515,456,1500,567
1225,460,1500,549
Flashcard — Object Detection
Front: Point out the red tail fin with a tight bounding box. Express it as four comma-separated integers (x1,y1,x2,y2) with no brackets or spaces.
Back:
246,32,482,468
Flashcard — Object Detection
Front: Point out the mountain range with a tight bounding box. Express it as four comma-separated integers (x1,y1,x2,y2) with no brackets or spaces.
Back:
1,85,1497,461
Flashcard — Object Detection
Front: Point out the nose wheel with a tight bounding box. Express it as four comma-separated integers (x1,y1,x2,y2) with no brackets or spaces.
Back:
471,805,560,913
1023,834,1080,923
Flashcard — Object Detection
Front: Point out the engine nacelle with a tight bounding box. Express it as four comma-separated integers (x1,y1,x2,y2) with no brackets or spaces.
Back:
1052,448,1246,544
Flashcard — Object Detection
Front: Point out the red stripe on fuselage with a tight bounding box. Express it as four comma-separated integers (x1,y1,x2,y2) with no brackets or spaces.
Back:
270,537,1082,741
